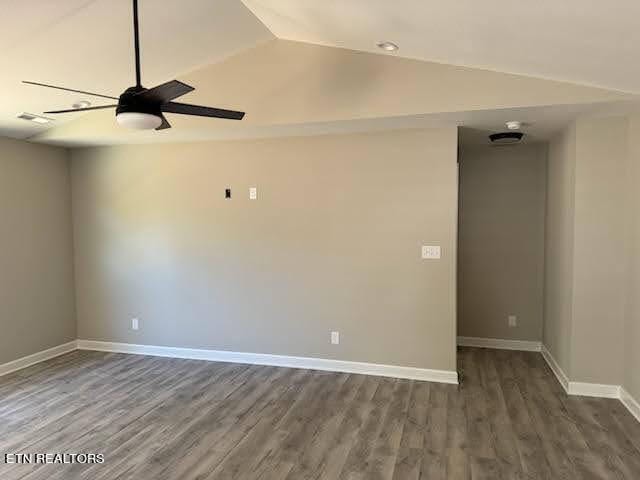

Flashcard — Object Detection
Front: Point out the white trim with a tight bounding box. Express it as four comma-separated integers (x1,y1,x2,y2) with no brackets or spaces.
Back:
541,343,625,396
620,387,640,424
568,382,620,398
0,341,78,378
541,344,570,393
541,345,620,398
77,340,458,384
457,336,542,352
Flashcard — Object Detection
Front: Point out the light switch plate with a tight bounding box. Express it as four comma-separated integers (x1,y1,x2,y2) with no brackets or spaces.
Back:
331,331,340,345
249,187,257,200
508,315,517,327
422,245,441,259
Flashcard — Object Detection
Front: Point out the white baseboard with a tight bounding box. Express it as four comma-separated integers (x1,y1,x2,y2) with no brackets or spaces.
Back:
541,345,620,398
568,382,620,398
621,387,640,423
541,344,570,392
541,344,629,397
457,336,542,352
0,340,78,378
77,340,458,384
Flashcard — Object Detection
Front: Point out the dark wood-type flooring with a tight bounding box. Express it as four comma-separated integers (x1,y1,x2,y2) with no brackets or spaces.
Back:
1,347,640,479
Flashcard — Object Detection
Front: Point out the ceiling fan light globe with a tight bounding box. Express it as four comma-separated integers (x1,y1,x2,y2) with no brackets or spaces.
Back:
116,111,162,130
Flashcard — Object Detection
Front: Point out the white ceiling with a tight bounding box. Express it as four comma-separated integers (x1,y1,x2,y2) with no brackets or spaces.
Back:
32,39,632,146
242,0,640,93
3,0,640,145
0,0,272,138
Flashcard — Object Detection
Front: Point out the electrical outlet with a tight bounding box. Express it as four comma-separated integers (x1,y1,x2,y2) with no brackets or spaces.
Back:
331,331,340,345
508,315,517,328
422,245,441,259
131,318,139,331
249,187,257,200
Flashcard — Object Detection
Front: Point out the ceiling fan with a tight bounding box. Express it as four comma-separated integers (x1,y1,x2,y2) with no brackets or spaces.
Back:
23,0,245,130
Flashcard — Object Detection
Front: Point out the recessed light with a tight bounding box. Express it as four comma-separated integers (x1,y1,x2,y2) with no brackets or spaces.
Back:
377,41,399,52
16,112,53,124
73,100,92,109
506,121,522,130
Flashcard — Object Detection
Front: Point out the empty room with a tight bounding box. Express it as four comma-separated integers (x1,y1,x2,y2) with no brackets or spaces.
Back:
2,1,640,479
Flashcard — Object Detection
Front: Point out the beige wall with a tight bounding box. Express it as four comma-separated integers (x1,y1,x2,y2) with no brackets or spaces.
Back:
0,137,76,364
544,126,576,375
570,117,628,384
625,115,640,401
543,116,631,386
70,128,459,372
458,144,547,342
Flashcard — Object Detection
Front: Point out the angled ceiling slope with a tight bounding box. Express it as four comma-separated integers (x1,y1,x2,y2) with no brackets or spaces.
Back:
34,39,630,146
242,0,640,93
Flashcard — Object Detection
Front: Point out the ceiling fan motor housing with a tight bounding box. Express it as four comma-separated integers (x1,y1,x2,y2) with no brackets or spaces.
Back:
116,86,162,117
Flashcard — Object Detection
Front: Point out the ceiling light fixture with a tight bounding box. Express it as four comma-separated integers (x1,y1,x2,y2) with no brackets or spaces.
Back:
16,112,53,124
377,41,399,52
489,132,524,145
506,120,522,130
73,100,92,109
116,111,162,130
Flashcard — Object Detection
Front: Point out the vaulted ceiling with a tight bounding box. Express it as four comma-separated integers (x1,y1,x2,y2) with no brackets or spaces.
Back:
3,0,640,146
242,0,640,93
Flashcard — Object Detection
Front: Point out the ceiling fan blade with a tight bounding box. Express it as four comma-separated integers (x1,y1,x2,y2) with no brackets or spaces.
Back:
44,105,117,114
23,81,118,100
162,102,245,120
156,115,171,130
135,80,194,103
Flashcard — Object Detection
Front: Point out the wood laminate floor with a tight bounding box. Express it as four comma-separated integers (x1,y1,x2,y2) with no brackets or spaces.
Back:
1,347,640,479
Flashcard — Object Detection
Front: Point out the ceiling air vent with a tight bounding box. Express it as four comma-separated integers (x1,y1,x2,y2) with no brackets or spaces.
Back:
17,112,52,124
489,132,524,145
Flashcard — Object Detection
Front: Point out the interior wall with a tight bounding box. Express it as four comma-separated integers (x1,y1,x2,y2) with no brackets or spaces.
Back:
543,125,576,376
458,144,547,342
70,128,459,372
570,116,628,385
625,115,640,401
0,137,76,364
543,116,631,387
